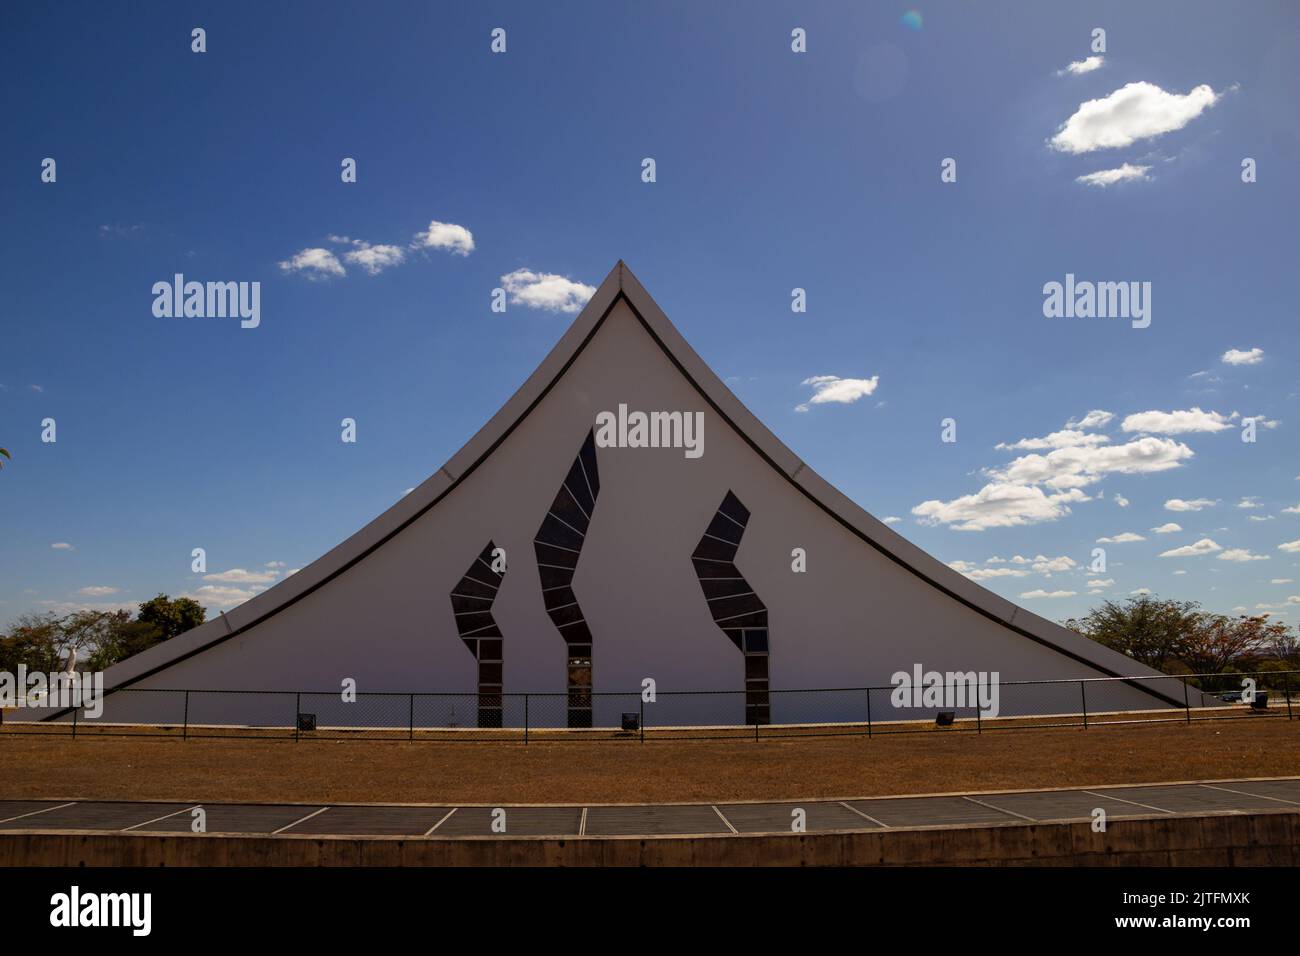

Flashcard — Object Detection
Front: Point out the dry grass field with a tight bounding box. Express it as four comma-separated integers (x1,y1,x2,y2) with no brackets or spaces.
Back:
2,716,1296,804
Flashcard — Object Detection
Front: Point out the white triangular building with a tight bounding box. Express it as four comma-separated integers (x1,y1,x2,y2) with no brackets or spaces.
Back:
90,262,1184,728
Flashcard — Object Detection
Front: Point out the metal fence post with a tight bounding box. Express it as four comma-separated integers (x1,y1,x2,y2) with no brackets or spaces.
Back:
408,693,414,741
183,690,190,740
975,702,981,735
294,692,301,742
1182,678,1190,724
1080,681,1088,729
524,693,529,745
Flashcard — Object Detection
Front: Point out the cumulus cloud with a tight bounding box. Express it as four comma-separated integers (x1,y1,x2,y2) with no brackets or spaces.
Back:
500,269,595,314
411,221,475,256
1218,548,1268,562
989,436,1193,490
912,484,1088,532
1121,407,1233,435
336,239,406,276
1097,532,1145,543
1165,498,1217,512
179,584,261,611
279,247,346,279
77,586,120,597
949,562,1030,582
51,542,74,551
1057,55,1104,76
795,375,880,412
1159,538,1222,558
1020,589,1077,600
1087,578,1114,589
1067,410,1115,429
1049,81,1221,154
1076,163,1152,187
1237,496,1262,509
203,568,281,585
996,429,1110,451
1279,539,1300,554
1113,494,1130,508
882,516,902,525
1151,522,1183,533
1222,347,1264,366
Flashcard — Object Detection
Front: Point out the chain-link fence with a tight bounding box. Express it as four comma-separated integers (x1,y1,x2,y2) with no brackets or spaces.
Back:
2,670,1294,741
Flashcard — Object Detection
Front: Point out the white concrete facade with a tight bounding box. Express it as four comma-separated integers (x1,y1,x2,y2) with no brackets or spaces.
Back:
67,263,1191,729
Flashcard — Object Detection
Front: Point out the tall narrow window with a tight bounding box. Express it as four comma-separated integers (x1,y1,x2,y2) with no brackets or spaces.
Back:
534,430,601,728
449,541,505,728
691,491,770,725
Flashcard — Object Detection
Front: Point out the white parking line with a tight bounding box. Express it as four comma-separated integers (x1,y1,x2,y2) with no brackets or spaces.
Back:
123,805,198,832
711,805,738,834
1201,784,1300,807
273,806,330,834
962,795,1037,822
579,807,588,835
1081,789,1174,814
838,801,890,828
0,802,76,825
423,807,457,836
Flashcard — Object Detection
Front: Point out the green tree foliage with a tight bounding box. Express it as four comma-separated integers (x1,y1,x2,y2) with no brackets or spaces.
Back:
1064,595,1201,671
136,594,206,641
1065,593,1297,676
0,447,10,470
0,595,207,673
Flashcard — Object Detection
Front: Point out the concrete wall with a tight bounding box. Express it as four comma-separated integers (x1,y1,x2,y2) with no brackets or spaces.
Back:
3,811,1296,866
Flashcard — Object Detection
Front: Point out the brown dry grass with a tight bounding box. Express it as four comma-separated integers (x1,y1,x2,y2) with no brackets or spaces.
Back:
2,717,1296,805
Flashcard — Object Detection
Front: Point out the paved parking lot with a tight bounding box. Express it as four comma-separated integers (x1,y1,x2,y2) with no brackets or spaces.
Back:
1,777,1297,838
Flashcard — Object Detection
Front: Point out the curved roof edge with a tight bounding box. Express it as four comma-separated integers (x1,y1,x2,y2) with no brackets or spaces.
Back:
100,261,1173,698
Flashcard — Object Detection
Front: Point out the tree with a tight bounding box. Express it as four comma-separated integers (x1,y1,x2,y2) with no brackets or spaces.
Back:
1179,613,1283,676
1063,594,1202,671
0,447,9,470
136,594,205,642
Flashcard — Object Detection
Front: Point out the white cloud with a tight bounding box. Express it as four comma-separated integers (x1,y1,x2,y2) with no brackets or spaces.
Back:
50,542,74,551
1131,588,1152,596
265,561,286,568
203,567,281,585
1151,522,1183,533
1030,555,1078,574
1076,163,1151,187
1159,538,1222,558
340,241,406,276
1049,81,1221,154
1121,407,1233,435
411,221,475,256
279,247,346,279
996,429,1110,451
882,516,902,525
950,563,1030,582
1097,532,1145,543
1172,570,1187,576
1067,410,1114,430
795,375,880,412
1087,578,1114,589
1222,347,1264,366
1279,539,1300,554
989,436,1193,490
179,585,262,610
1283,505,1300,515
1218,548,1268,562
1237,496,1262,509
500,269,595,314
1020,589,1077,599
1165,498,1217,512
1113,494,1130,508
77,586,120,597
912,483,1088,532
1057,55,1104,76
1269,578,1292,585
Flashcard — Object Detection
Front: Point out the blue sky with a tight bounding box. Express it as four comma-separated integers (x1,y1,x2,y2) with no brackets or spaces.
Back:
2,1,1298,627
